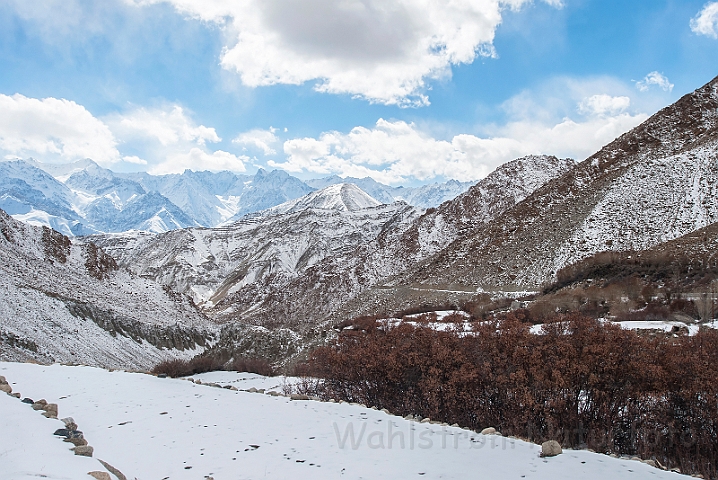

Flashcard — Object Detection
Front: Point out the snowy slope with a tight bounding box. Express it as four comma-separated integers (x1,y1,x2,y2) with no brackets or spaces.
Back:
0,362,688,480
87,185,418,313
230,155,574,328
394,74,718,292
0,209,214,369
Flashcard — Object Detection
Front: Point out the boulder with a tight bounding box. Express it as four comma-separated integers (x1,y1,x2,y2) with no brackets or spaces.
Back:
0,384,12,394
481,427,497,435
88,472,111,480
73,445,94,457
32,399,47,410
541,440,562,457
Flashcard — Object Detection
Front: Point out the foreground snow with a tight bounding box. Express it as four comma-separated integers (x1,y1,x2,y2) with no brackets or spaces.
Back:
0,362,687,480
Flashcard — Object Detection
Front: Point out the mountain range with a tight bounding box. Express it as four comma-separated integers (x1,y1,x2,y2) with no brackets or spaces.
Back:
0,158,473,236
2,74,718,368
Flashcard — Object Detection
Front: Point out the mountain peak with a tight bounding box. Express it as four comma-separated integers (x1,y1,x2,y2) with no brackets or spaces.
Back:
269,183,382,215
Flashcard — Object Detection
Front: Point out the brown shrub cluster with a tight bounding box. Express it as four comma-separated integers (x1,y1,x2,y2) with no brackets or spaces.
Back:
151,355,225,378
229,357,276,377
305,314,718,478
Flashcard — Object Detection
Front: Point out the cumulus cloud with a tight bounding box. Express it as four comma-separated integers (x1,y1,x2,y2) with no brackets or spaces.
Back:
691,2,718,38
233,128,279,155
150,148,248,175
126,0,560,106
107,105,220,146
635,72,674,92
268,77,649,184
578,94,631,116
0,93,121,165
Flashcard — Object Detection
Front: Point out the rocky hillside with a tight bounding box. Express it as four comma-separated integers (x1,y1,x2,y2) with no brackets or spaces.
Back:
0,209,214,369
207,155,574,326
391,75,718,292
87,184,420,315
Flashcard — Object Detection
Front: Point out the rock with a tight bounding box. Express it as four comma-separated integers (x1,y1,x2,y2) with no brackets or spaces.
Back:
451,423,460,427
157,374,168,379
290,394,310,401
223,385,233,389
0,384,12,394
21,398,34,404
32,399,47,410
54,428,83,439
88,472,111,480
481,427,497,435
267,391,278,396
98,460,127,480
643,459,658,468
62,417,78,431
381,408,390,414
73,445,94,457
64,437,89,447
248,387,258,393
229,386,238,391
258,389,265,394
420,418,431,424
0,375,6,384
541,440,563,457
42,403,58,418
11,392,20,398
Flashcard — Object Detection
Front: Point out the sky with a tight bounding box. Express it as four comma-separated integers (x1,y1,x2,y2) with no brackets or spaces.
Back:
0,0,717,186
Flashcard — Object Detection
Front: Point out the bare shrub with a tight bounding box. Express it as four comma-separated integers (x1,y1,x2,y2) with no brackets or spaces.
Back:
230,357,276,377
306,315,718,479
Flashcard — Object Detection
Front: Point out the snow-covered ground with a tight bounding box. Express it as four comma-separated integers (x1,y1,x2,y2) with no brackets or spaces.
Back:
0,362,689,480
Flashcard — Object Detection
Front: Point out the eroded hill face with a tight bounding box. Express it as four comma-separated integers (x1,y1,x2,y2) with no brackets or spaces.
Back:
0,209,214,369
218,155,576,328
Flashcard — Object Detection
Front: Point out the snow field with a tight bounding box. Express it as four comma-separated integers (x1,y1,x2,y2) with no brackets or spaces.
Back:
0,363,688,480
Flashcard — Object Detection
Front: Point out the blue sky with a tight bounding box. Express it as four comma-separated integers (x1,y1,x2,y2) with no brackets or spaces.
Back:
0,0,717,185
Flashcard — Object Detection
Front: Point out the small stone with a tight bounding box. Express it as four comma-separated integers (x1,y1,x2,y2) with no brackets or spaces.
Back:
381,408,390,414
229,386,238,391
11,392,20,398
73,445,94,457
248,387,258,393
43,403,59,416
223,385,233,389
257,389,265,394
290,394,310,401
0,375,7,384
541,440,562,457
0,384,12,394
32,399,47,410
65,437,89,447
481,427,497,435
157,374,168,379
43,411,58,419
21,398,34,404
87,472,111,480
420,418,431,424
62,417,78,430
451,423,459,427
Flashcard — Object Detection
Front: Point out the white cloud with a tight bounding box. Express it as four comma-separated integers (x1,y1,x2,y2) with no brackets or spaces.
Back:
578,94,630,116
691,2,718,38
127,0,560,106
269,110,646,185
150,148,248,175
233,128,279,155
107,105,220,146
122,155,148,165
105,104,249,173
268,77,650,184
0,93,121,165
635,72,674,92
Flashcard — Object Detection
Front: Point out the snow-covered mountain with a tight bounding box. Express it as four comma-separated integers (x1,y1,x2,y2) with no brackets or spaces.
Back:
2,159,469,235
0,209,214,369
305,175,474,209
219,155,575,327
88,184,420,316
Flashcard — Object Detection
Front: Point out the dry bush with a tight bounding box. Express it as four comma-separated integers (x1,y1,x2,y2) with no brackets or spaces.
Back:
306,314,718,479
151,354,226,378
230,357,276,377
